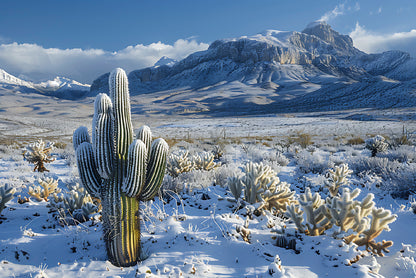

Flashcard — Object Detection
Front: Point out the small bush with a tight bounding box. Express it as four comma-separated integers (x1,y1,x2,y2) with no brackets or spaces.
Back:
365,135,388,157
23,140,55,172
347,137,365,145
296,149,334,174
288,132,313,148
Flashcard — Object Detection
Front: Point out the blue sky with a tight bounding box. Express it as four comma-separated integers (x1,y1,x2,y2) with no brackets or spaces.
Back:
0,0,415,83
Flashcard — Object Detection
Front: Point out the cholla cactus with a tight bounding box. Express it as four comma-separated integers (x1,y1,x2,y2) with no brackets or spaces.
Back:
28,177,61,201
228,162,295,213
285,165,397,258
167,151,193,177
297,187,332,236
344,207,396,256
259,182,295,212
73,68,168,267
327,188,364,233
51,183,99,223
23,140,55,172
242,162,280,204
324,164,353,196
192,152,220,171
0,184,16,214
366,135,388,157
227,176,243,200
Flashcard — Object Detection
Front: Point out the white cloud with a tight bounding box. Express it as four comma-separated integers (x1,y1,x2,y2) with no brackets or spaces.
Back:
318,2,360,23
350,22,416,57
0,39,209,83
319,3,345,22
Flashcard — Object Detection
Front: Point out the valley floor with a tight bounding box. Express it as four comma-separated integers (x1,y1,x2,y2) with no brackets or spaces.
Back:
0,108,416,277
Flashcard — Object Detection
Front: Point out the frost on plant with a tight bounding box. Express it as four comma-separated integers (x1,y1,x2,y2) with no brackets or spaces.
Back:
167,151,193,177
0,183,16,214
285,165,397,259
73,68,168,267
167,150,220,177
23,139,55,172
324,164,353,196
226,176,243,200
290,187,332,236
227,162,295,214
51,183,99,223
192,152,220,171
344,206,396,257
28,177,61,201
366,135,388,157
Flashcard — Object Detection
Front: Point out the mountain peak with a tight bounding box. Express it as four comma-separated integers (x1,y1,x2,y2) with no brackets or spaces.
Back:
302,21,354,53
154,56,178,67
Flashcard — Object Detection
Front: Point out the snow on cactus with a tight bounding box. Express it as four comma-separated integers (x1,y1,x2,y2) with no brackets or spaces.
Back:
0,183,16,215
23,139,55,172
28,177,61,201
285,164,397,262
73,68,168,267
366,135,388,157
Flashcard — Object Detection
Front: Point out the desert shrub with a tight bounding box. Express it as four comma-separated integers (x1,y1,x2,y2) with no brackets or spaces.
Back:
365,135,388,157
296,149,334,174
347,137,365,145
23,140,55,172
379,145,416,163
350,156,416,198
0,144,22,160
53,141,67,149
350,157,402,180
382,164,416,198
288,132,313,148
162,164,232,194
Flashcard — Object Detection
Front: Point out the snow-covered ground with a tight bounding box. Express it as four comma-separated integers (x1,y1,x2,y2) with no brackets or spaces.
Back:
1,112,416,277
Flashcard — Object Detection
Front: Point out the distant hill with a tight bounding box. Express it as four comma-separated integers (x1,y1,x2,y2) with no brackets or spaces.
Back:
0,69,90,100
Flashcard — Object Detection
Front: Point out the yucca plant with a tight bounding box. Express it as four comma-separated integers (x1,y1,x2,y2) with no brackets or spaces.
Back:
73,68,168,267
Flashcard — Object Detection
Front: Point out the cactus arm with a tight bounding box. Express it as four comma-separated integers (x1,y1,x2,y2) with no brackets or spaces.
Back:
122,140,147,197
140,138,169,201
137,125,152,154
76,142,102,198
109,68,134,161
73,126,91,151
93,93,114,179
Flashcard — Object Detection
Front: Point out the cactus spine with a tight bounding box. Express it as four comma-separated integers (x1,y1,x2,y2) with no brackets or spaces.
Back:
73,68,168,267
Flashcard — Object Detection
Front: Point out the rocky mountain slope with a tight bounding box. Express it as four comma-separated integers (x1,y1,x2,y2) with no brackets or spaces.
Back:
88,21,416,115
0,69,90,100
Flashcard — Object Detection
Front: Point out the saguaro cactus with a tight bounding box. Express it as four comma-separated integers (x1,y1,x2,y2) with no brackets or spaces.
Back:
73,68,168,267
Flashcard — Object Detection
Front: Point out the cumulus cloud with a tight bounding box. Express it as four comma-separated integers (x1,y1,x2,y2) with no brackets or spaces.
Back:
0,39,209,83
350,22,416,57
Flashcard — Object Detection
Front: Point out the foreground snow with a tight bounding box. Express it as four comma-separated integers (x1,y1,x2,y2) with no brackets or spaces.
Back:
0,139,415,278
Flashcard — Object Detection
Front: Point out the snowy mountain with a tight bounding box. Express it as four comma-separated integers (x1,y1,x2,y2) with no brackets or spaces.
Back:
154,56,178,67
0,69,90,100
89,21,416,115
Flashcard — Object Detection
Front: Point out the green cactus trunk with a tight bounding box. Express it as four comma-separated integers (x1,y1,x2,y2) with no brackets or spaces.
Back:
103,189,140,267
73,68,168,267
